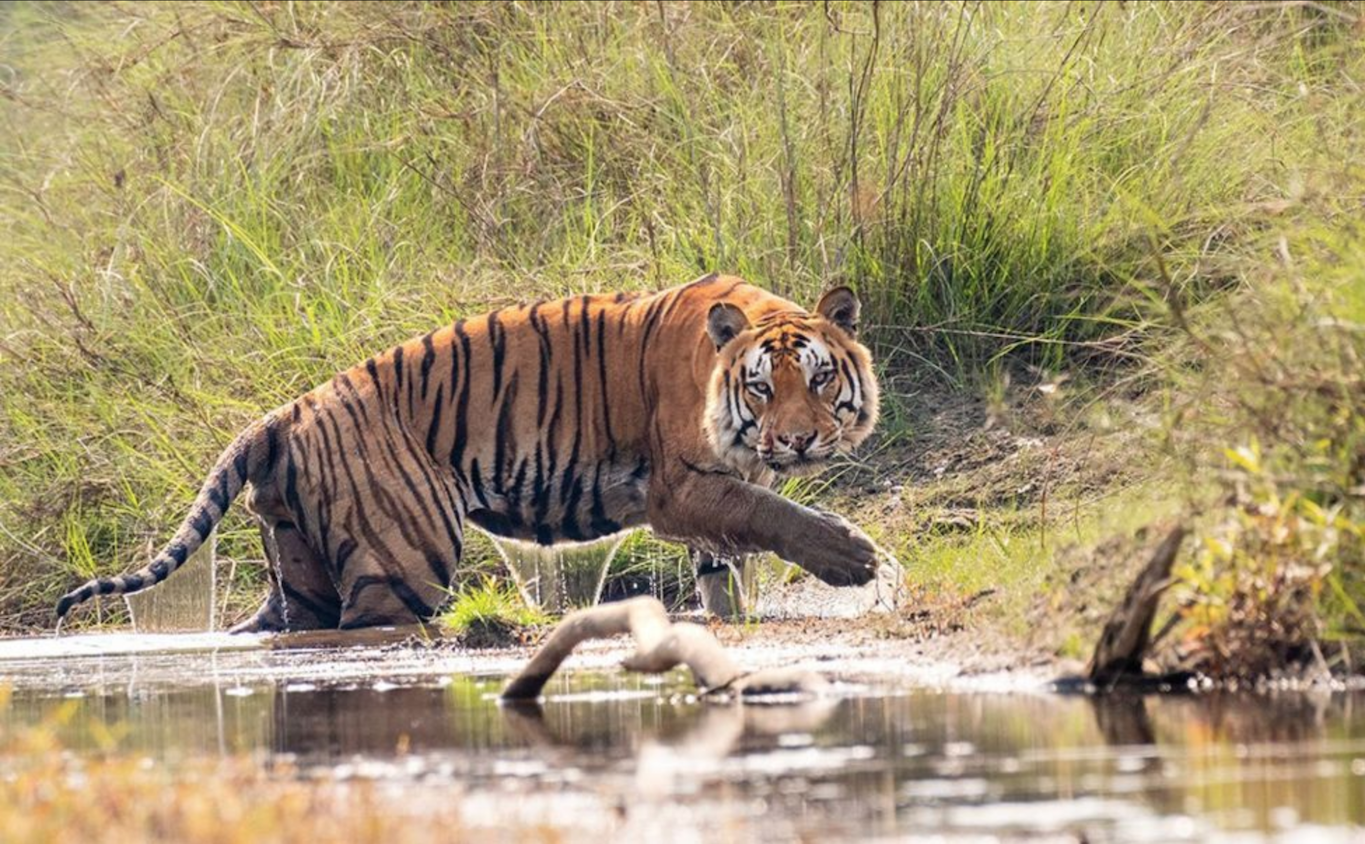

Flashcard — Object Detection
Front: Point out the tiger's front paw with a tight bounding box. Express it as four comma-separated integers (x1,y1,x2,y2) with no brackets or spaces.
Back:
793,510,877,587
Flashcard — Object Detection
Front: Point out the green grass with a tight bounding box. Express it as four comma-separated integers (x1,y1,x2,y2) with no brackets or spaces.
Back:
0,1,1362,656
439,576,547,645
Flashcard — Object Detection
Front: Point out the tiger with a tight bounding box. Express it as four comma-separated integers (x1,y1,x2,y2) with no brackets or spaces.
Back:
55,274,882,632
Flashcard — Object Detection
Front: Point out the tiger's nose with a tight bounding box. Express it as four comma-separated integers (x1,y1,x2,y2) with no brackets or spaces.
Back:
778,431,815,453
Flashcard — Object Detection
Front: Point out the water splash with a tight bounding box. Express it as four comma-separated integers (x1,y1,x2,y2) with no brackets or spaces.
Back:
496,533,630,612
694,553,760,619
125,529,217,632
865,545,909,614
266,525,290,630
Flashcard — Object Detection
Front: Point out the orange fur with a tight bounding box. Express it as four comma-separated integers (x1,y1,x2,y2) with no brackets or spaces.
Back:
57,275,881,631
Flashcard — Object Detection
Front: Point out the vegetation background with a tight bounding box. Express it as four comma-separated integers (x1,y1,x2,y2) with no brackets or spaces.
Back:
1,0,1361,673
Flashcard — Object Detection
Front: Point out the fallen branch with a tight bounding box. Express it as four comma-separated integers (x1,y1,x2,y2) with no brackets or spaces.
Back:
501,596,828,700
1087,524,1187,687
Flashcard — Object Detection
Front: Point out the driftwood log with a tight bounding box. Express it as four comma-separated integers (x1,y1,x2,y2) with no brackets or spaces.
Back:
501,596,829,700
1086,524,1186,685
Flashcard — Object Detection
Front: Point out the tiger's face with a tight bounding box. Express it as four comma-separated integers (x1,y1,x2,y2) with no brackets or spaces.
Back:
704,287,879,477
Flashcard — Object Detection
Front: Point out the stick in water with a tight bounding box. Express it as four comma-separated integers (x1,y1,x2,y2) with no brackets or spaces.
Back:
500,596,828,700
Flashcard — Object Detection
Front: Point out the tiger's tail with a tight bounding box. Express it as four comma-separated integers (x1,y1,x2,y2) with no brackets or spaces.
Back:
55,414,283,625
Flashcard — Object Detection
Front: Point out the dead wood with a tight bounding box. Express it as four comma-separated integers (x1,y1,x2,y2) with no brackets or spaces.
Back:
501,596,829,700
1086,524,1187,687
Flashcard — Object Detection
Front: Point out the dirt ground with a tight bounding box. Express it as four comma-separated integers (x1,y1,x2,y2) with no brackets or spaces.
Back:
730,375,1173,679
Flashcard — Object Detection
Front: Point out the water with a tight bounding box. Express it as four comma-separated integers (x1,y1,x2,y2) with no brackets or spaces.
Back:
497,534,628,612
1,635,1362,841
123,530,217,632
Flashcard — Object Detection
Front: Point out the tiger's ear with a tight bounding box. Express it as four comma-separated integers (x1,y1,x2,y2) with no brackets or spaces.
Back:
816,286,860,336
706,302,750,352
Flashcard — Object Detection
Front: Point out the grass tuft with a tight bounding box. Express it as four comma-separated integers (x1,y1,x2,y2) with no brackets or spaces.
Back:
440,577,548,649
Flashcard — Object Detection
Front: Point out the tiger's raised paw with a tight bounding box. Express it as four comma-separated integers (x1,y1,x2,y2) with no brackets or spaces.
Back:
792,510,878,587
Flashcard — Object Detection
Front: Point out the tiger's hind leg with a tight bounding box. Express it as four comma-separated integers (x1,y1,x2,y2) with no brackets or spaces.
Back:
232,487,341,633
335,527,465,630
332,474,467,631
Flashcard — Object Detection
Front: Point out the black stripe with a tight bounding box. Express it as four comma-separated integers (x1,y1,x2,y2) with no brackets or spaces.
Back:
284,453,303,530
334,376,446,555
425,553,452,590
346,575,391,608
208,470,230,512
425,384,445,455
588,467,621,536
530,303,552,427
315,402,404,574
335,538,358,573
506,458,528,530
420,332,436,401
189,508,213,538
488,309,506,402
449,321,472,472
389,579,436,618
636,293,670,405
579,295,593,356
532,442,548,529
492,372,521,494
307,416,341,570
563,300,585,512
542,373,564,518
365,358,380,397
281,582,340,627
470,458,490,509
596,308,616,455
561,476,585,541
264,420,279,478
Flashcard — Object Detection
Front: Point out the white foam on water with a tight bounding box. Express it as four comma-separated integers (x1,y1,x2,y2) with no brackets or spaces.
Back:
0,630,264,661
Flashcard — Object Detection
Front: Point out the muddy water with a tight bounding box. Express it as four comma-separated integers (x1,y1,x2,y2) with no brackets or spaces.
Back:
2,635,1364,842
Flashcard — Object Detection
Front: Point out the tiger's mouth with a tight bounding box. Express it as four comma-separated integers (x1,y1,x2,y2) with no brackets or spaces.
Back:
760,447,837,475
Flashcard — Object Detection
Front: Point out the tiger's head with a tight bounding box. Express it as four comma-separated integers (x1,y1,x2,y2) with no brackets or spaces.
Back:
704,287,880,477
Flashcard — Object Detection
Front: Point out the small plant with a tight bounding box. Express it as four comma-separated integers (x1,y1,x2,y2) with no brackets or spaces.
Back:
1168,438,1365,680
1161,215,1365,679
440,577,549,649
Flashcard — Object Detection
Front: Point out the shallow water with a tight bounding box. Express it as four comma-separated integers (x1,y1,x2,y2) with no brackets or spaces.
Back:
1,634,1363,842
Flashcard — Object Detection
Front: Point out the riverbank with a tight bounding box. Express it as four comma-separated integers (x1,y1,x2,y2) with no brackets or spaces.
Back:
2,0,1362,681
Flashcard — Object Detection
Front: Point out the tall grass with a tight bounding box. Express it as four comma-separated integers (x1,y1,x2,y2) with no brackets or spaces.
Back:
0,1,1359,633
